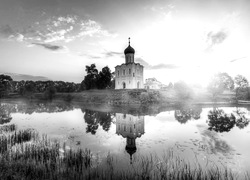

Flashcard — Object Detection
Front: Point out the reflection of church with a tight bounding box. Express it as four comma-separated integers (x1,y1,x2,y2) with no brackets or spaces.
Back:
115,38,144,89
116,113,145,163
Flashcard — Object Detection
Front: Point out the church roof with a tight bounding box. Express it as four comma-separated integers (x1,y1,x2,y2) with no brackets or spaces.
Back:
124,45,135,54
124,37,135,54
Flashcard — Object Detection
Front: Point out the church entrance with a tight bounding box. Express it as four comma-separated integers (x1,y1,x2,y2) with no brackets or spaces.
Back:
137,82,140,89
123,82,126,89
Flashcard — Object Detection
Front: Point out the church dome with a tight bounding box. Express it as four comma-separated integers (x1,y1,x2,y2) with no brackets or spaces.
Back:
124,45,135,54
124,37,135,54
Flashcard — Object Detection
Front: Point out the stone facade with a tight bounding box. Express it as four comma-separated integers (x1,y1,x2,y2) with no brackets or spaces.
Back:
115,39,144,89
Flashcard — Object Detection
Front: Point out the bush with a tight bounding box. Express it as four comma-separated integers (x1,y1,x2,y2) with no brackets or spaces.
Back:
64,94,73,102
44,86,56,100
139,91,160,104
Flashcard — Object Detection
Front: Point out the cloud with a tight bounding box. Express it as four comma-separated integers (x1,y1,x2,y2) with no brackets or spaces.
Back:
135,58,180,70
104,51,123,57
150,63,180,70
206,30,228,51
230,56,247,63
0,15,114,46
32,43,65,51
80,51,122,59
0,25,15,37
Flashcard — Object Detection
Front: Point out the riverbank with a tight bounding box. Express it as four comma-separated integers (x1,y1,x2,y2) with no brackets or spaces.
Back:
1,89,237,106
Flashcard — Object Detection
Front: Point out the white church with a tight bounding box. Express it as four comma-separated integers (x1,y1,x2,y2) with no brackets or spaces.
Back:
115,38,144,89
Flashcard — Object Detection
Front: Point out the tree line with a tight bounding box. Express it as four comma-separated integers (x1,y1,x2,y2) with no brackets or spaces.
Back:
171,72,250,100
0,74,81,98
0,64,114,98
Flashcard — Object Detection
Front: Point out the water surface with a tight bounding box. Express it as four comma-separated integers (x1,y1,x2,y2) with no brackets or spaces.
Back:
1,101,250,175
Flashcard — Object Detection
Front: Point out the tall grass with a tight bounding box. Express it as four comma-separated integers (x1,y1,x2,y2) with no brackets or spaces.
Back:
0,128,249,180
0,124,16,133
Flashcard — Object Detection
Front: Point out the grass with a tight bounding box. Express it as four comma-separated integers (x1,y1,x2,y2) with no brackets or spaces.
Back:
0,127,249,180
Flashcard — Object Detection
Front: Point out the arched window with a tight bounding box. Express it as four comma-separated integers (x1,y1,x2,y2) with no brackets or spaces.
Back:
129,69,131,74
133,73,135,77
118,71,119,76
123,69,125,75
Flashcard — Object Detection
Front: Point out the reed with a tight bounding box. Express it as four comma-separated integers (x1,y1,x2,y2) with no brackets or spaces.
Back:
0,124,16,133
0,129,249,180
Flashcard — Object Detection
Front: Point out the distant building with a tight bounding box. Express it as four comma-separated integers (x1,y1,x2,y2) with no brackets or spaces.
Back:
144,77,167,90
115,38,144,89
116,113,144,163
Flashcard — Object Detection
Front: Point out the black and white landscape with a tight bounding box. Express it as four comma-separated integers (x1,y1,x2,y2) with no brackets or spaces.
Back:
0,0,250,179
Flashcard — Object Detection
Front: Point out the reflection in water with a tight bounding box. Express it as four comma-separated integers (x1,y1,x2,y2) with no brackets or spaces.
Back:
1,102,250,175
207,108,250,133
0,101,74,116
116,113,145,163
0,104,12,124
83,109,114,135
197,124,234,156
235,108,250,129
174,106,202,124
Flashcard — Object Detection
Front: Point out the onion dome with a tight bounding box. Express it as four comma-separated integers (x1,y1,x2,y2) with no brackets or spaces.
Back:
125,145,137,164
124,37,135,54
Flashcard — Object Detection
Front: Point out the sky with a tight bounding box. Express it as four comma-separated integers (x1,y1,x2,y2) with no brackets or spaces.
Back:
0,0,250,85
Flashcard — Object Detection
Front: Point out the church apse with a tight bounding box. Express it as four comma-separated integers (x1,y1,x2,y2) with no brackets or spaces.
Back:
116,113,145,163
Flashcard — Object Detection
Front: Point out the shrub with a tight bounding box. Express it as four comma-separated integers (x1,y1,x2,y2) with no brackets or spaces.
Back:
44,86,56,100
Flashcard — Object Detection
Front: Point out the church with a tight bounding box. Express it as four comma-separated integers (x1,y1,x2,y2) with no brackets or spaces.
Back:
115,38,144,89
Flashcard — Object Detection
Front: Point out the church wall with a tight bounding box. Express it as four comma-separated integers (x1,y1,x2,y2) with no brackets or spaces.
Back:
115,63,144,89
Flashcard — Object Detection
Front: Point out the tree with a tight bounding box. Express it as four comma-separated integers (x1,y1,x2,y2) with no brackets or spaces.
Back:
234,75,249,100
80,80,86,91
23,81,36,96
84,64,99,90
97,66,112,89
207,73,234,98
44,86,56,100
0,74,13,97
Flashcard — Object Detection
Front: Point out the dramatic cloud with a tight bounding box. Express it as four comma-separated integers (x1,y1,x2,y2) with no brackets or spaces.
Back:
32,43,65,51
136,58,180,70
206,30,228,51
0,15,114,50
